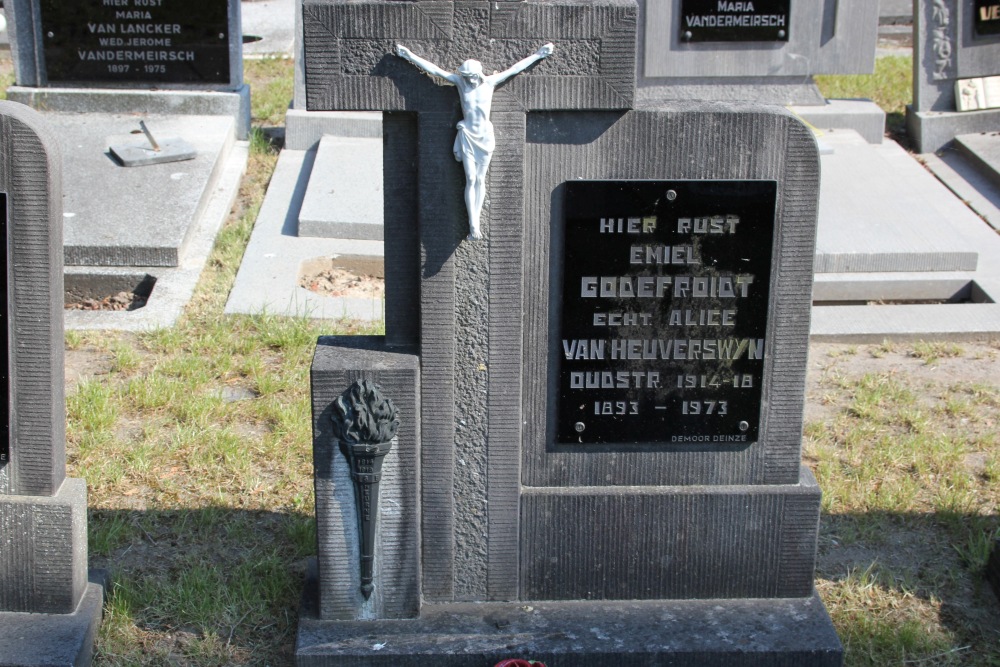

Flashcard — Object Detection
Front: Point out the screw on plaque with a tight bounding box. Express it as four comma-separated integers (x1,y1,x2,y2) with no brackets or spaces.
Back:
739,421,749,432
683,30,693,40
574,422,586,433
666,189,677,201
778,30,787,39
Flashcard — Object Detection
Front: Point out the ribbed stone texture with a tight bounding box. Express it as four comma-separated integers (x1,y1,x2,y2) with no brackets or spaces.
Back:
302,0,636,113
0,96,101,667
0,479,87,614
311,337,421,620
0,101,65,498
521,468,821,600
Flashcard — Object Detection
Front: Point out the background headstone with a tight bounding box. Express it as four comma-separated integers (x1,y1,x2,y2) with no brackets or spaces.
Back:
639,0,884,142
0,100,103,667
2,0,252,331
908,0,1000,152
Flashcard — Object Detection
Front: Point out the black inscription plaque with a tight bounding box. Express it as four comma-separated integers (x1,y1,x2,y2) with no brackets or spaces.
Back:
680,0,790,42
555,180,776,448
40,0,231,85
2,193,8,466
974,0,1000,37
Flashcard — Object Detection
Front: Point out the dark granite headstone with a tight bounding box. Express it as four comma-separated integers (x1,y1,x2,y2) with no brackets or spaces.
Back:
298,1,841,664
0,101,103,667
6,0,244,91
40,0,231,85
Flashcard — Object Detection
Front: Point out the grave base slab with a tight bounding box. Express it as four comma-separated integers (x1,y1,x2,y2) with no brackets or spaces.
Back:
789,99,886,144
7,85,251,141
296,572,842,667
0,576,103,667
955,133,1000,189
906,107,1000,154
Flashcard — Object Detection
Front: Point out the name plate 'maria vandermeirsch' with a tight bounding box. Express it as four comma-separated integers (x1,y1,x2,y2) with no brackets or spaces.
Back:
2,193,8,465
975,0,1000,38
40,0,230,85
556,181,776,448
680,0,791,42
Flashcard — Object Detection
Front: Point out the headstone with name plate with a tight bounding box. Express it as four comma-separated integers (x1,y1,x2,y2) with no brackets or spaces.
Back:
908,0,1000,152
2,0,251,329
295,1,842,665
0,100,104,667
638,0,883,142
8,0,241,90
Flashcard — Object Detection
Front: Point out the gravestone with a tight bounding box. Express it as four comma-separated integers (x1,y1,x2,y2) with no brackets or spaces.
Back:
908,0,1000,152
3,0,252,329
5,0,248,136
639,0,884,143
0,101,104,667
295,1,841,664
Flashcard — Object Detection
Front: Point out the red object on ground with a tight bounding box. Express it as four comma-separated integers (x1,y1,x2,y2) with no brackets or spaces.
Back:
494,661,546,667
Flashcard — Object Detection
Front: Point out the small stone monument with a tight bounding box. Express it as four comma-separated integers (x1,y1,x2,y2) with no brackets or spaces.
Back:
908,0,1000,152
640,0,883,142
296,1,841,665
0,101,104,667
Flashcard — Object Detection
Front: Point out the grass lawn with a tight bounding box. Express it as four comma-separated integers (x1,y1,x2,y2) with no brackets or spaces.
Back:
5,50,998,666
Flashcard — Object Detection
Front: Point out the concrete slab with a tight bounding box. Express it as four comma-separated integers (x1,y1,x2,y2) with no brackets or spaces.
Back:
225,149,385,321
815,130,981,273
790,99,886,144
299,135,384,239
297,563,842,667
65,141,249,331
811,133,1000,341
109,138,197,168
7,85,252,140
228,130,1000,340
879,0,912,22
242,0,295,59
907,106,1000,154
44,113,233,267
921,148,1000,232
285,110,382,151
955,132,1000,188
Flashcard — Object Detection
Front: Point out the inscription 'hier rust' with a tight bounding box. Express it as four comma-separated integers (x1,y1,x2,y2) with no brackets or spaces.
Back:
555,180,777,448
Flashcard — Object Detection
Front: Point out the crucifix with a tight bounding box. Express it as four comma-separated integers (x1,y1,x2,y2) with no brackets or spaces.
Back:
396,43,555,240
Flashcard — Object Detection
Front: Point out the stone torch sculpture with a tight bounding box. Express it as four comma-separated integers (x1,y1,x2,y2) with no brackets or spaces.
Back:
330,379,400,600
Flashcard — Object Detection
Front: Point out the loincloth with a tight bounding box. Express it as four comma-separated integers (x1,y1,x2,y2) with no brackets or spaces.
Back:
453,120,495,165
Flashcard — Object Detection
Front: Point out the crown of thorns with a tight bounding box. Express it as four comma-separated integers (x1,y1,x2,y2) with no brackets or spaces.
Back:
458,60,483,76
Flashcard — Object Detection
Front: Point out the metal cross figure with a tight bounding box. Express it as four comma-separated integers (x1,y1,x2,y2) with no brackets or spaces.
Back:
396,43,555,240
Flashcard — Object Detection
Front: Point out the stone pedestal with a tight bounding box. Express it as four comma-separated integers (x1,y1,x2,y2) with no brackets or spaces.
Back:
297,565,841,666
